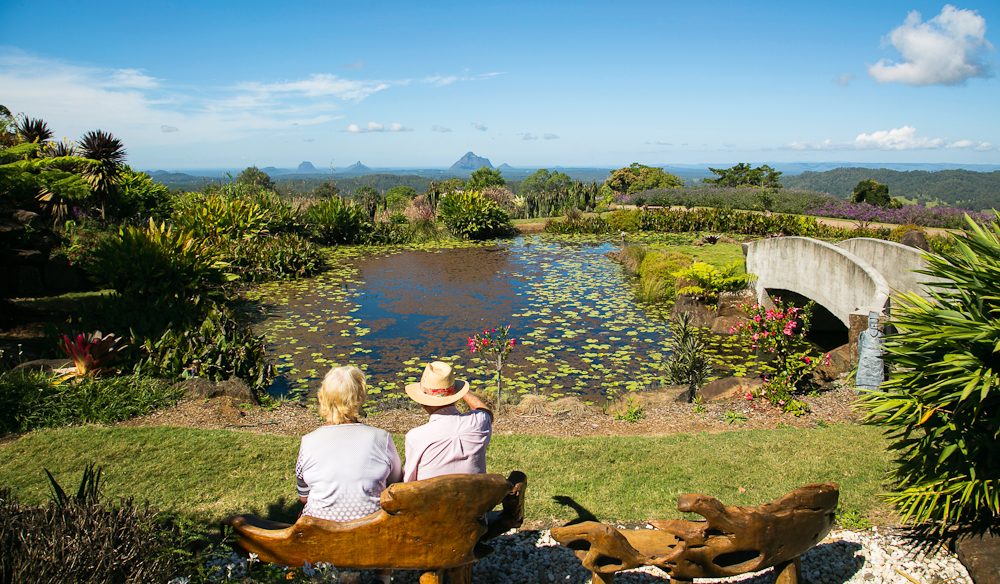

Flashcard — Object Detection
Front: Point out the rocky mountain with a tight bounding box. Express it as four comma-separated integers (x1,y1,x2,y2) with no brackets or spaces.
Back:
497,163,515,172
450,152,493,171
297,161,319,173
340,161,372,174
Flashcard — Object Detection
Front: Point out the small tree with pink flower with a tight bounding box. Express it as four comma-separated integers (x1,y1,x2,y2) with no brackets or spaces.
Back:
730,298,829,415
468,324,516,412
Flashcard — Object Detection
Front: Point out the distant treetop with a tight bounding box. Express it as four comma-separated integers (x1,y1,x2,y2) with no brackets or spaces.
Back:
705,163,782,189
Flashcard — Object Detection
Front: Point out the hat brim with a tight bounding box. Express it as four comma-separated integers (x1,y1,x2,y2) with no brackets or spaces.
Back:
405,379,470,407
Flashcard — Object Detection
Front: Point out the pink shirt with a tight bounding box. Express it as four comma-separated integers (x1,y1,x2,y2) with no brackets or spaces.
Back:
403,406,492,482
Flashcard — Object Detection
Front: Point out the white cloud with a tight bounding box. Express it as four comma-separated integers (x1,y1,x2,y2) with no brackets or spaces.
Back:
645,140,673,146
423,72,504,87
855,126,944,149
543,133,559,140
835,73,854,87
472,122,488,131
520,132,538,141
788,126,991,151
431,125,452,133
237,73,391,101
345,121,411,133
160,125,179,133
110,68,160,89
869,5,992,85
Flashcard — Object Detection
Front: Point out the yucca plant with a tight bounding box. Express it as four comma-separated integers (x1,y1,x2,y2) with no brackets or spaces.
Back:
16,116,53,147
78,129,126,216
664,313,714,401
859,216,1000,530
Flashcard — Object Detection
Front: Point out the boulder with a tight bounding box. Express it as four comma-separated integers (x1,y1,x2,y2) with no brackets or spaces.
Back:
699,376,763,402
13,210,40,225
174,376,258,404
900,229,930,251
956,531,1000,584
710,315,744,335
814,344,854,383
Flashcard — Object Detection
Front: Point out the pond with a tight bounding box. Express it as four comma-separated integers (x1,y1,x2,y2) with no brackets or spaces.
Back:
248,234,684,405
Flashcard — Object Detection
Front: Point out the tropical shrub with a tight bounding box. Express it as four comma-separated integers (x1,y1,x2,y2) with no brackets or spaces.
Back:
730,298,823,415
304,196,369,244
171,192,269,239
111,168,172,219
438,191,513,240
138,304,270,394
367,214,413,245
87,219,230,309
217,233,324,282
0,370,181,434
674,262,756,304
859,218,1000,529
60,331,127,377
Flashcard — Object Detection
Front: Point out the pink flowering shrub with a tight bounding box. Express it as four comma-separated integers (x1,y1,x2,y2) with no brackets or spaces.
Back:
730,298,829,415
468,324,517,411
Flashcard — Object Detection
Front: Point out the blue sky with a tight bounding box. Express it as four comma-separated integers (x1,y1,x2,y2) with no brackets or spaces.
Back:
1,1,997,169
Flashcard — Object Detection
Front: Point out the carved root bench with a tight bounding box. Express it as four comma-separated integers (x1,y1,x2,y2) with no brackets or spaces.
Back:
551,483,838,584
229,471,526,584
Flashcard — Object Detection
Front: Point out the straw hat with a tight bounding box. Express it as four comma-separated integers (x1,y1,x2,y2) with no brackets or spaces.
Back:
405,361,470,407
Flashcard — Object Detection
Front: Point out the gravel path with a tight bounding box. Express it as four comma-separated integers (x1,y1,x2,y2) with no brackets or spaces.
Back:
386,527,970,584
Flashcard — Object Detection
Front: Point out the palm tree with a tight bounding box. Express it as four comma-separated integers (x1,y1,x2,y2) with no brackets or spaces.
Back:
46,140,77,158
78,129,127,216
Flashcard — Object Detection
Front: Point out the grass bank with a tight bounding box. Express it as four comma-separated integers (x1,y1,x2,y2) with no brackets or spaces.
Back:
0,424,891,525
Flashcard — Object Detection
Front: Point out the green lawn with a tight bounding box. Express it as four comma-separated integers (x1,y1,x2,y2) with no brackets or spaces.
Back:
0,424,892,525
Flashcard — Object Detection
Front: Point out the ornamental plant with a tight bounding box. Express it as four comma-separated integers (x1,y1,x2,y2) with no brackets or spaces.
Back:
59,331,127,377
859,217,1000,530
731,298,826,415
468,324,517,411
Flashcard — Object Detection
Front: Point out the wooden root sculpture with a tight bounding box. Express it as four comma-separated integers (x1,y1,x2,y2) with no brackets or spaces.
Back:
551,483,838,584
229,471,527,584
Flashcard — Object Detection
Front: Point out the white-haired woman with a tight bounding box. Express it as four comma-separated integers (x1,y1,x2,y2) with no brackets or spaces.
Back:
295,366,402,522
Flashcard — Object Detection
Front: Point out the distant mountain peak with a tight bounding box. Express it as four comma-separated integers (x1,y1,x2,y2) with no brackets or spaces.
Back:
297,161,319,173
343,161,371,173
497,163,515,172
450,152,493,171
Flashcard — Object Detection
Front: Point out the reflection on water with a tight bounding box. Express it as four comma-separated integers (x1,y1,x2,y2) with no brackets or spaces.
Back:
252,235,674,403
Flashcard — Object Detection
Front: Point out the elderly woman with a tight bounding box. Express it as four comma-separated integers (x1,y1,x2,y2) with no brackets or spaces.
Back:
296,366,402,522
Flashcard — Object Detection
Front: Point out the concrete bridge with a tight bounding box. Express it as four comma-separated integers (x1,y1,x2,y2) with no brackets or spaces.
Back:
743,237,940,331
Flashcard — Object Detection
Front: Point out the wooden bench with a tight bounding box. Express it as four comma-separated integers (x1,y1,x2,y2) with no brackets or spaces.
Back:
229,471,526,584
551,483,838,584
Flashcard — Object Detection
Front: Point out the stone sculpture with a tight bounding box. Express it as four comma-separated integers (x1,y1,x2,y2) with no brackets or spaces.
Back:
229,471,526,584
856,311,885,389
551,483,839,584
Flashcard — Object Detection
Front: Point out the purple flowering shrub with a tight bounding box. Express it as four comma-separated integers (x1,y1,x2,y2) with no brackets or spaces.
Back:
806,200,995,229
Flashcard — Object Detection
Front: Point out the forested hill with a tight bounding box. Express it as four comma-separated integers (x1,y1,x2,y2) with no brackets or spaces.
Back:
782,168,1000,210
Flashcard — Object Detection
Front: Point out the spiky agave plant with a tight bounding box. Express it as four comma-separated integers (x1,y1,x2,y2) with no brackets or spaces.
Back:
859,216,1000,530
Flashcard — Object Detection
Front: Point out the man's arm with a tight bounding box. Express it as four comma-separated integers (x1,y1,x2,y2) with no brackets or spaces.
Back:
462,391,492,416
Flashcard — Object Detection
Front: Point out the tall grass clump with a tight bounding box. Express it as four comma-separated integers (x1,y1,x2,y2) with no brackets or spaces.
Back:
0,370,182,434
0,469,195,583
860,217,1000,530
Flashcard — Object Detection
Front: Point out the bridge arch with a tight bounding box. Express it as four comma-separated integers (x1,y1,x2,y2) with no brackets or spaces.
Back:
743,237,891,328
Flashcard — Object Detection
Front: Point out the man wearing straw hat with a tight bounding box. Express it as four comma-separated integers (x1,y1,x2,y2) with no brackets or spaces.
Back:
403,360,493,482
